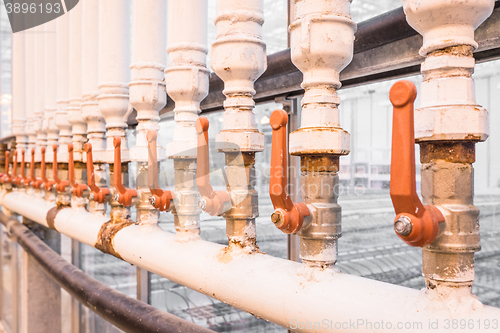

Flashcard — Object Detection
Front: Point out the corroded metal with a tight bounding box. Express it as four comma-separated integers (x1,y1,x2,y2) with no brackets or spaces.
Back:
95,219,134,259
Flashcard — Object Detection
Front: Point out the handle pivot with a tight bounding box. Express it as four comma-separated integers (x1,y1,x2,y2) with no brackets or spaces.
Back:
389,80,445,247
269,110,310,234
113,137,136,207
85,143,109,203
195,117,230,216
146,130,174,211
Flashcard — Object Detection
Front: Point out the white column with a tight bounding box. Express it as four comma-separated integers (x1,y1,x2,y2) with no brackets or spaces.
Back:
82,0,106,153
55,13,72,159
34,24,46,152
44,19,59,160
67,2,87,161
129,0,166,162
12,28,28,154
98,0,130,162
24,28,37,150
165,0,209,235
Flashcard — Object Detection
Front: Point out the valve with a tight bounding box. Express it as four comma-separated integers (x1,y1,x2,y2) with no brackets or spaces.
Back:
41,147,56,191
32,148,44,190
389,80,445,247
14,150,26,186
52,145,70,193
24,149,35,187
85,143,109,204
113,137,137,207
195,117,230,216
68,144,87,197
146,130,174,211
269,109,310,234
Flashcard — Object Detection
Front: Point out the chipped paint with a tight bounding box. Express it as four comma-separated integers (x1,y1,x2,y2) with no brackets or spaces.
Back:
94,219,134,259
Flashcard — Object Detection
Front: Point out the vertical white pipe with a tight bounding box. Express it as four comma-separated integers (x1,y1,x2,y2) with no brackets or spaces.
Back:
55,13,72,156
82,0,106,153
129,0,166,162
165,0,209,235
12,29,28,153
24,28,37,150
34,24,46,151
98,0,130,160
44,19,59,151
67,3,87,160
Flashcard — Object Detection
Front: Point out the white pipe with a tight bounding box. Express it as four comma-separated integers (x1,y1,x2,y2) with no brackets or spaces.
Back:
67,2,87,160
12,27,28,153
129,0,166,162
82,0,106,153
98,0,130,161
2,191,500,333
55,13,72,157
44,19,59,155
165,0,209,234
24,28,37,151
34,24,46,152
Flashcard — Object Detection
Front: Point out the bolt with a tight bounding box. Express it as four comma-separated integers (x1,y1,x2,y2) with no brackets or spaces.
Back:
114,194,120,202
89,193,95,201
271,210,283,225
149,196,156,207
394,215,413,236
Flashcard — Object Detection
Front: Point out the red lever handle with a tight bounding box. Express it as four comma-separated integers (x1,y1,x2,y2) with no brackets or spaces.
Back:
195,117,230,216
113,137,136,207
85,143,109,203
53,145,70,193
68,144,87,197
146,130,174,211
269,109,310,234
14,150,26,186
389,80,445,247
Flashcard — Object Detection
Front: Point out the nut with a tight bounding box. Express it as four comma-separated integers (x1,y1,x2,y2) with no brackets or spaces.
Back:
149,196,156,207
89,193,95,201
114,194,120,202
271,210,283,224
198,198,207,211
394,215,413,236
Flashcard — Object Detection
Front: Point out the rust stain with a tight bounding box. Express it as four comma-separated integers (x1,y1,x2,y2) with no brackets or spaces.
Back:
300,155,339,172
45,205,70,230
429,45,473,58
419,141,476,164
94,219,134,259
216,239,263,264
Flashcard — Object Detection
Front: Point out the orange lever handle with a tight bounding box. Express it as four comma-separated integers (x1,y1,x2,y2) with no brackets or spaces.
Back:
85,143,109,203
389,80,445,247
12,150,18,184
195,117,230,216
113,137,136,207
269,110,310,234
146,130,174,211
40,147,55,191
1,150,11,184
53,145,70,193
68,144,87,197
14,150,26,186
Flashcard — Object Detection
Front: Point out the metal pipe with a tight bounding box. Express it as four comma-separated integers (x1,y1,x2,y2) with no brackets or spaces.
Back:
44,18,59,151
211,0,266,249
33,23,46,152
165,0,209,236
24,28,37,151
404,0,495,294
0,213,214,333
2,191,500,333
12,24,27,154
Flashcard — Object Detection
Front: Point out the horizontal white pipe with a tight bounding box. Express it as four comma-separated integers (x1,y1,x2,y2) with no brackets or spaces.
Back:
2,191,500,333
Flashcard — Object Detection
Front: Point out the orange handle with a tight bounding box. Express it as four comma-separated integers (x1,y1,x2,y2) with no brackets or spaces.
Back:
113,137,136,207
195,117,230,216
41,147,55,191
53,145,70,193
12,150,18,184
2,150,11,184
68,144,87,197
389,80,444,247
24,149,35,187
14,150,26,186
85,143,109,203
269,110,310,234
146,130,174,211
